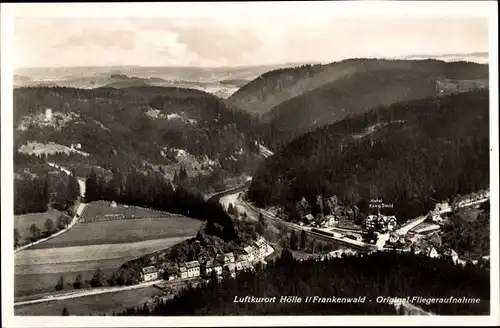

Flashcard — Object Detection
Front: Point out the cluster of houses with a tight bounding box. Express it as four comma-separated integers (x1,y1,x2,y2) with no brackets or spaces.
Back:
365,213,397,232
140,237,270,283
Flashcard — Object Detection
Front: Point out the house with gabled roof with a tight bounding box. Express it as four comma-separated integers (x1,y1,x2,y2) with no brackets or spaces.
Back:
185,260,201,278
141,265,158,282
178,266,188,279
243,245,256,263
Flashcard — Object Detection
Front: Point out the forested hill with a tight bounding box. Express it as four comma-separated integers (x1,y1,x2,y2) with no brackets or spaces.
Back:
248,90,489,221
226,58,488,117
14,86,264,179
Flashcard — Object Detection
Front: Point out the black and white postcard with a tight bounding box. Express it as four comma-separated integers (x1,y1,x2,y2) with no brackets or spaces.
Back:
1,1,498,326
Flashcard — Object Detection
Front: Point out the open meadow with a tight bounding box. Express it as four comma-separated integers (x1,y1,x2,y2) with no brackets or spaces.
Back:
30,216,202,249
15,236,193,297
15,208,201,296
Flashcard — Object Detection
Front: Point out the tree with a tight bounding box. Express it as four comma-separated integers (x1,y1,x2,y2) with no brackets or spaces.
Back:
258,213,267,227
289,231,299,250
29,223,41,242
227,203,237,215
300,230,308,250
56,214,71,230
14,228,21,248
73,274,82,289
90,268,104,287
67,169,80,205
62,306,69,316
56,275,65,291
85,169,99,202
44,218,56,236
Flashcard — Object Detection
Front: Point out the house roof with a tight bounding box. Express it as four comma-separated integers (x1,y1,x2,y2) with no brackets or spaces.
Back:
444,249,458,257
224,252,234,258
243,246,255,254
205,259,222,268
142,266,157,274
185,260,200,269
179,267,187,272
224,263,236,271
303,214,314,221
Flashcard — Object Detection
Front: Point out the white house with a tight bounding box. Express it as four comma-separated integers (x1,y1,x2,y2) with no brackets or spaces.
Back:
427,247,440,258
178,266,188,279
204,259,223,276
185,260,201,278
253,237,268,258
389,234,399,244
243,246,256,263
443,249,459,263
45,108,52,121
223,263,236,278
216,252,235,265
141,266,158,282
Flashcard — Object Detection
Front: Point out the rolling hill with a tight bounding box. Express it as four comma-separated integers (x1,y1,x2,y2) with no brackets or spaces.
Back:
227,58,488,117
247,90,489,221
14,86,265,187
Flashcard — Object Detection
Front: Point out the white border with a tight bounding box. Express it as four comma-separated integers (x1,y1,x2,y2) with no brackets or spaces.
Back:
1,1,499,327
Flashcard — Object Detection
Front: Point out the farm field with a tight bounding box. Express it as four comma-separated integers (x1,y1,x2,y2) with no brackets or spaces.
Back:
15,285,163,316
15,236,192,297
81,200,180,223
14,209,65,245
30,216,202,249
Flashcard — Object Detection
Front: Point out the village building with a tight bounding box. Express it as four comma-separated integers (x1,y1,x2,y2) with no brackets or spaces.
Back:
178,266,188,279
167,269,177,281
321,215,337,228
223,262,236,278
185,260,201,278
235,260,253,273
243,245,256,263
253,237,268,258
302,214,315,225
424,247,440,258
443,249,459,263
204,259,223,276
141,266,158,282
216,252,235,265
236,254,248,262
44,108,52,121
389,233,399,244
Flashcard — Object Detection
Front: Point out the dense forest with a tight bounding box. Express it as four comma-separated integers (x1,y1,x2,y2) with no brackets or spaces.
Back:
248,91,489,222
442,203,490,259
227,58,488,118
114,250,489,316
13,86,267,176
14,153,80,215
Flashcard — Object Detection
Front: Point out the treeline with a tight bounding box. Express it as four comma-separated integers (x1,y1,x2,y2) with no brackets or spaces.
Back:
14,164,80,215
14,177,49,214
114,250,489,316
84,168,239,242
14,213,72,247
248,91,489,222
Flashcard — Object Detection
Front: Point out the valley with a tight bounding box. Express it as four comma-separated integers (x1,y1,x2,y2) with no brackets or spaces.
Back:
12,57,491,317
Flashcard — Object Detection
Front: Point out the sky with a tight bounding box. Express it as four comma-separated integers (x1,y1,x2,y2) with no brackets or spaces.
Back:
12,10,490,68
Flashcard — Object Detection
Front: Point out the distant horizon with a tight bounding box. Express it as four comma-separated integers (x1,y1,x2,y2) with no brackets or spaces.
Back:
13,52,489,71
